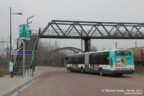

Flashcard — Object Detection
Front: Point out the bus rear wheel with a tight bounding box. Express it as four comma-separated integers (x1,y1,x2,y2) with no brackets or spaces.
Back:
80,68,84,73
70,67,73,72
99,69,103,76
116,74,123,77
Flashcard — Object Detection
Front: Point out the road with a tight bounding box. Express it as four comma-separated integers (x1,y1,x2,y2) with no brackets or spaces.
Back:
16,67,144,96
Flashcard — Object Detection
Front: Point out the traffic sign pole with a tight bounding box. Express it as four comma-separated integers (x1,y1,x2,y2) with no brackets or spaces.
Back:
23,40,25,78
19,24,30,79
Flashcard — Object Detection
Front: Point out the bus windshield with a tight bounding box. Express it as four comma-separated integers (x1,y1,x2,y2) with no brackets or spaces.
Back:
116,50,131,56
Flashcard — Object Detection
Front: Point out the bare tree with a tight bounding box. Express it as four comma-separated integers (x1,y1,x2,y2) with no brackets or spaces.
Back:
36,40,67,67
91,45,98,51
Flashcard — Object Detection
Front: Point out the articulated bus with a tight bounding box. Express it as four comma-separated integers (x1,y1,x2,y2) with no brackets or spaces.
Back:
65,50,135,76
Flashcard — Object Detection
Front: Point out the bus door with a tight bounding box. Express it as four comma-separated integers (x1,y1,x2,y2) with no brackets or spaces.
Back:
85,52,89,72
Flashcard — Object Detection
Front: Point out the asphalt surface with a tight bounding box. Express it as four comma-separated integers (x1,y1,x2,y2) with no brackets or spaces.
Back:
16,67,144,96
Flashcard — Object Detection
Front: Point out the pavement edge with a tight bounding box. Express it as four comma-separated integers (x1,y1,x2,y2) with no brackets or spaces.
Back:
3,73,43,96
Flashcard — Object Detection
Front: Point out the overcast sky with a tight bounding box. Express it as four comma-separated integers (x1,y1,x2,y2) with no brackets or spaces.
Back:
1,0,144,50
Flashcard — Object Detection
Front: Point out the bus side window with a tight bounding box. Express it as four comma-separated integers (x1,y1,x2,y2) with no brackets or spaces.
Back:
77,55,81,64
89,54,99,64
100,53,104,64
68,56,73,64
89,54,93,64
79,55,84,64
95,54,100,64
73,56,75,64
101,52,109,65
65,57,68,64
73,56,79,64
94,53,100,64
82,55,84,64
105,52,109,64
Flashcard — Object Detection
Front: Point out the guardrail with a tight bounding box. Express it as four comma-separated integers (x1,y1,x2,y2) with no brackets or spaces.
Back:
30,34,39,76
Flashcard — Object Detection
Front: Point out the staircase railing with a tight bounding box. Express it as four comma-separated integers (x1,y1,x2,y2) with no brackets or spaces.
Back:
13,33,40,76
30,34,39,72
13,42,23,75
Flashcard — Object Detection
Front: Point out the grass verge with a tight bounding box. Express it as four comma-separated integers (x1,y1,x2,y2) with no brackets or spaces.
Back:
0,67,9,77
134,65,144,74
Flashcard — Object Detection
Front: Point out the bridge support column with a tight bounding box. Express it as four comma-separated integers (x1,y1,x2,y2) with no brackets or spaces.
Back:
84,38,91,52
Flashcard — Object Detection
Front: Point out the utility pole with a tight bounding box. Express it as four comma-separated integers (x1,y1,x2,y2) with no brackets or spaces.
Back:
23,40,25,78
81,30,83,52
10,7,12,60
6,41,8,57
135,41,137,48
10,7,23,60
9,7,23,78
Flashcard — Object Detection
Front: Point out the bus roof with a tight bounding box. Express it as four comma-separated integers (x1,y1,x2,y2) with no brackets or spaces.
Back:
66,49,132,56
66,53,85,57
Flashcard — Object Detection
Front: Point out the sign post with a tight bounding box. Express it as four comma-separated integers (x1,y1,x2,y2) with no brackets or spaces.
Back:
23,40,25,78
19,24,30,79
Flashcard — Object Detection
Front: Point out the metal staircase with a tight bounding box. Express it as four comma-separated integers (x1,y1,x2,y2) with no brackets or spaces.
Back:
13,34,39,75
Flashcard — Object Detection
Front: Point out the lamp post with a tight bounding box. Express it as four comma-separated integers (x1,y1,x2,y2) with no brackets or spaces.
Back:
10,7,23,60
9,7,23,78
26,15,34,25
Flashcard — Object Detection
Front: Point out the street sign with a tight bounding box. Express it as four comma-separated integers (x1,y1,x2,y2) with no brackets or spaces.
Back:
12,50,34,55
19,24,30,40
18,50,34,55
8,60,13,72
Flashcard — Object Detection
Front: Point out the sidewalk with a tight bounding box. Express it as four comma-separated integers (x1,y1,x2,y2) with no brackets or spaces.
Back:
0,67,45,96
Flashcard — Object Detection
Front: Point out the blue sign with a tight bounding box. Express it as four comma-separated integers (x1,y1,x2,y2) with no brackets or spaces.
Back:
18,50,34,55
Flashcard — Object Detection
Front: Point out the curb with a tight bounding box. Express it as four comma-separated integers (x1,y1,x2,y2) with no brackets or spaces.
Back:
3,72,42,96
132,73,144,76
